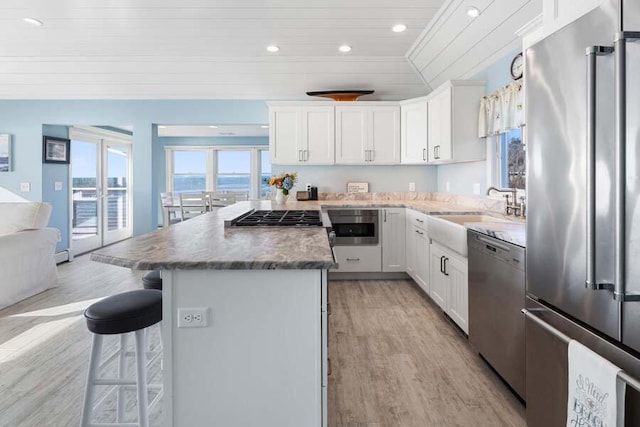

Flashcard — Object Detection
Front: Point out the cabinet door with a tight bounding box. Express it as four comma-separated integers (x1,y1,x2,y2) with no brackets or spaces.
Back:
427,89,452,163
429,243,446,309
400,101,428,163
333,245,381,273
405,211,417,278
414,228,429,293
335,107,367,164
382,208,406,272
444,252,468,334
270,107,303,164
369,107,400,164
302,106,335,165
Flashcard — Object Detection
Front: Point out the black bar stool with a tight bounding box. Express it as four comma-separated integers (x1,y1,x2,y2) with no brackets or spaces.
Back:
142,271,162,290
80,289,162,427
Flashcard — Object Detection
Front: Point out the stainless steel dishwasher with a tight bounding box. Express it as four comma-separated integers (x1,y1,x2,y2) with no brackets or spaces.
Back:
467,230,526,400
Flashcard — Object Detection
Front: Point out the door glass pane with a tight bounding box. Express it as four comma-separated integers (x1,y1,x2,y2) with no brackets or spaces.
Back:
217,150,250,192
106,144,129,231
261,150,271,197
173,150,207,195
71,141,98,241
500,129,526,189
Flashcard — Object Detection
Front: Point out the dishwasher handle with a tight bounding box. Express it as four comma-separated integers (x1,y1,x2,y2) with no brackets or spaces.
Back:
475,235,510,252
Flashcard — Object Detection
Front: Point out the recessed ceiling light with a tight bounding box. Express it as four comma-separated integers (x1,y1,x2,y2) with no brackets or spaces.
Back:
158,125,167,129
266,45,279,53
392,24,407,33
23,17,43,27
260,125,269,129
339,45,352,53
466,6,480,18
208,125,218,129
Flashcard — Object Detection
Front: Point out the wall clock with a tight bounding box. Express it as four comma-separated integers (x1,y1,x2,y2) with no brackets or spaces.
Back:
510,53,524,80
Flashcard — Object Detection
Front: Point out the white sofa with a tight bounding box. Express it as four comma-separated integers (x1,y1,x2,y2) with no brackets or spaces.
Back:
0,202,60,310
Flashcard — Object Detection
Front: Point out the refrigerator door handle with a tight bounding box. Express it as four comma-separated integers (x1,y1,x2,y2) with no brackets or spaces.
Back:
585,45,614,292
613,31,640,302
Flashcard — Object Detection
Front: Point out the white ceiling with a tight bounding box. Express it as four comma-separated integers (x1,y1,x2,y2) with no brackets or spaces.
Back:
0,0,445,100
158,125,268,137
407,0,542,90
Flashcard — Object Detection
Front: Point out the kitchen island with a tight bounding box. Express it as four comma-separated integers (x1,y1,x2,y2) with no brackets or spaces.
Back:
91,201,335,427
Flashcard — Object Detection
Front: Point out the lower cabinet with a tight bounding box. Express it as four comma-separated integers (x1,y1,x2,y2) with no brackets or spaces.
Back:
405,209,430,293
430,241,469,334
332,245,382,273
382,208,406,272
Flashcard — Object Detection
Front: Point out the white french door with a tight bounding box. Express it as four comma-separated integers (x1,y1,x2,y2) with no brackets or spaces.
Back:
70,127,132,255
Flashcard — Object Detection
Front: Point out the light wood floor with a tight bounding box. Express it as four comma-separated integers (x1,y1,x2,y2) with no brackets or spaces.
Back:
0,256,525,426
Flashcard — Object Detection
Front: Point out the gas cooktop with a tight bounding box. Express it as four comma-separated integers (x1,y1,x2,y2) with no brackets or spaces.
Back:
229,210,323,227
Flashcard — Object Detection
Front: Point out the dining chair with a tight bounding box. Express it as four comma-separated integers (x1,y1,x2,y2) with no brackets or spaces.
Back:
202,191,237,211
160,192,181,226
224,191,249,201
179,193,207,221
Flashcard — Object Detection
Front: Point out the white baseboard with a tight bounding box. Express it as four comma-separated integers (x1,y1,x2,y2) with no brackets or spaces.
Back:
54,250,71,264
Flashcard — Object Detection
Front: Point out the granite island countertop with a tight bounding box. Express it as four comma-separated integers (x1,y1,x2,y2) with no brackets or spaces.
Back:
91,201,337,270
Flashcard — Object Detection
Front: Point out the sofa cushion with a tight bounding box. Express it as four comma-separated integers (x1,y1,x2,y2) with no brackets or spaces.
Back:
0,202,52,237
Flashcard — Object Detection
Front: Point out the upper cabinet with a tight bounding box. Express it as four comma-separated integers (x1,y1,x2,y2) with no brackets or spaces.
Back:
400,100,429,164
335,105,400,165
269,104,335,165
542,0,603,38
402,80,485,165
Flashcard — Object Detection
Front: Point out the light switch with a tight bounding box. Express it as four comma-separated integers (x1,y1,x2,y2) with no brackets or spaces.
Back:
20,182,31,192
473,183,481,195
409,182,416,191
54,182,63,191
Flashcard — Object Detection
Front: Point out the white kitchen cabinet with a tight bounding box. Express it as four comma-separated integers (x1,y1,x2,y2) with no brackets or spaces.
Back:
429,241,469,334
426,81,485,164
542,0,603,38
405,209,429,293
381,208,405,272
332,245,381,273
335,105,400,165
269,104,335,165
400,100,429,164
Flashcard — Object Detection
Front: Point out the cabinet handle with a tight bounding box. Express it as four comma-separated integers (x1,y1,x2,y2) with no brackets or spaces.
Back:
434,145,440,160
304,150,309,162
415,230,423,235
328,357,332,376
370,150,374,162
422,148,426,161
440,255,445,274
298,150,303,162
443,257,449,276
327,302,332,316
346,258,360,262
384,209,387,222
416,218,424,223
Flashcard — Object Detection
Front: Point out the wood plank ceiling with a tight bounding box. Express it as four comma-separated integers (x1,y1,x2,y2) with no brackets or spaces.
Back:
0,0,445,100
407,0,542,91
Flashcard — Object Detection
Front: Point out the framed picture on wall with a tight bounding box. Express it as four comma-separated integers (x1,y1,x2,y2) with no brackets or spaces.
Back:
43,136,70,164
0,134,11,172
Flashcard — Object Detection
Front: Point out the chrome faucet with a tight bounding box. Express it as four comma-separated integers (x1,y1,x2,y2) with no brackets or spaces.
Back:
487,187,525,217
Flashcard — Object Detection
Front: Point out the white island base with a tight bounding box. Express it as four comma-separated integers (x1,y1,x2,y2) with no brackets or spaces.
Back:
161,268,329,427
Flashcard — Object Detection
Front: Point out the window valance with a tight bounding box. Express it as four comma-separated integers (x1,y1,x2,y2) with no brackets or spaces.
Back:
478,81,524,138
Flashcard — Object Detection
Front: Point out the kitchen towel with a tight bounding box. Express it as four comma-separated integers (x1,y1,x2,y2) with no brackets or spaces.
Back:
567,340,625,427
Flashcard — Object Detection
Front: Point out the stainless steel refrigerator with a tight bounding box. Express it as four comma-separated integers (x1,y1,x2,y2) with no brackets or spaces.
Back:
526,0,640,425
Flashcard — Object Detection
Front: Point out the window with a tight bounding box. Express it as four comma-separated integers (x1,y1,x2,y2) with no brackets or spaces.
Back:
500,128,525,190
260,150,271,197
166,146,268,199
172,150,208,195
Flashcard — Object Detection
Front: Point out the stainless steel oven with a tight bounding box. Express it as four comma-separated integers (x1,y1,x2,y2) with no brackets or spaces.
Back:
327,209,379,246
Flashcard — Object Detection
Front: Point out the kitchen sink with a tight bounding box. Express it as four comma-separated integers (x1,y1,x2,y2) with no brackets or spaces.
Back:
427,214,511,256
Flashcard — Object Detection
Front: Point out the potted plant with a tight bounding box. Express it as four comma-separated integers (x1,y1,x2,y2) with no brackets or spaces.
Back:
269,172,298,204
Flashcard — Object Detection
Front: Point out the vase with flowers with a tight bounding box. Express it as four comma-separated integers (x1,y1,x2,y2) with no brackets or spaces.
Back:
269,172,298,204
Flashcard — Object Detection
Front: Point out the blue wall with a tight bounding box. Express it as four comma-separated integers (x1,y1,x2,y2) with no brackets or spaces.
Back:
42,124,70,252
437,48,520,196
0,100,268,236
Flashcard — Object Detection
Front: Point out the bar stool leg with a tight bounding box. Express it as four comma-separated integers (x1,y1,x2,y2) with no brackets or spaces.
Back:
116,333,128,423
80,334,104,427
135,329,149,427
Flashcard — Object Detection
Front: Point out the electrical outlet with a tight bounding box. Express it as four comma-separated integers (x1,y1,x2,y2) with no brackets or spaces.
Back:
55,182,63,191
20,182,31,192
473,183,481,195
409,182,416,191
177,308,209,328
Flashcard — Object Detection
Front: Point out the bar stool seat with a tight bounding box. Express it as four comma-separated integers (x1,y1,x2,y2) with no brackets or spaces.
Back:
81,289,163,427
142,270,163,290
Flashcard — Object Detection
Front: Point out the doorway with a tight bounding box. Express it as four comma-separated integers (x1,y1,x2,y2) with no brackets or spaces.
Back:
70,126,132,255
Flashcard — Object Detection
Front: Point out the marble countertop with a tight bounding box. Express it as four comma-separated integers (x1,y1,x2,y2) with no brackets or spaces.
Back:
90,198,526,270
465,222,526,248
91,201,337,270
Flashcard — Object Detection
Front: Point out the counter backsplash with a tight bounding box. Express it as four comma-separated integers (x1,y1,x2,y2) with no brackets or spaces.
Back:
315,192,506,214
